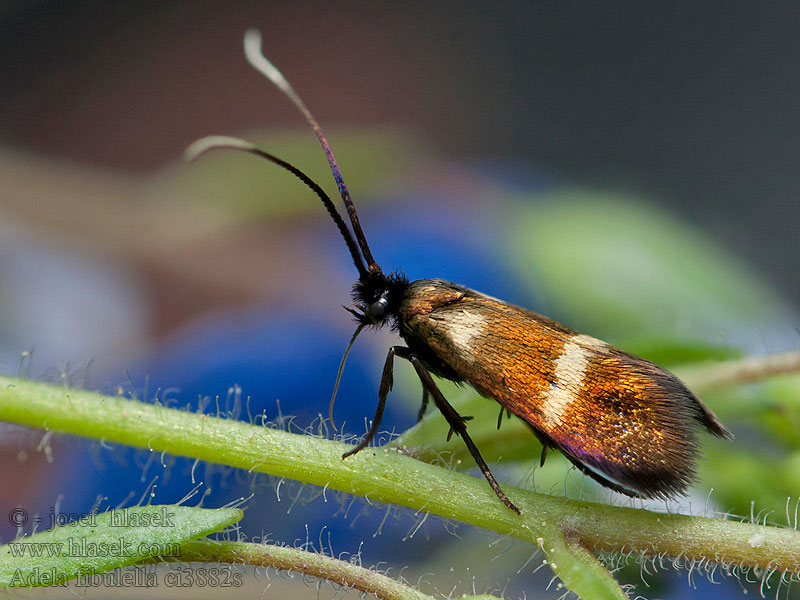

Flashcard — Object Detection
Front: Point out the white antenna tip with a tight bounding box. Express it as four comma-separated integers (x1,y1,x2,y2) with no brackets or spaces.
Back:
184,135,256,163
243,28,262,58
243,29,290,89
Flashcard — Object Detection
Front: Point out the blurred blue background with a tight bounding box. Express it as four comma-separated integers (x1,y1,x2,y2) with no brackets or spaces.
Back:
0,3,798,599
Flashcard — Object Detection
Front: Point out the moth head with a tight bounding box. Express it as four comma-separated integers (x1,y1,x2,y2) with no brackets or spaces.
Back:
350,271,409,327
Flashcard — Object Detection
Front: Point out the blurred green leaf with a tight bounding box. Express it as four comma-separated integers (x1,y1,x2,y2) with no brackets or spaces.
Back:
506,189,793,344
607,337,740,367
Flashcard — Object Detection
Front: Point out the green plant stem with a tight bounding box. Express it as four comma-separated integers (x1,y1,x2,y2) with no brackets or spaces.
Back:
164,539,439,600
0,377,798,587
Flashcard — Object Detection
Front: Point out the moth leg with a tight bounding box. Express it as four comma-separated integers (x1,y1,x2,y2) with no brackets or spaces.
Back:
496,408,513,430
447,414,473,441
394,347,521,515
416,388,429,423
523,422,552,467
341,345,397,459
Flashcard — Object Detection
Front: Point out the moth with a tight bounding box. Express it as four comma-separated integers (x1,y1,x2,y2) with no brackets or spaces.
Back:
188,30,732,514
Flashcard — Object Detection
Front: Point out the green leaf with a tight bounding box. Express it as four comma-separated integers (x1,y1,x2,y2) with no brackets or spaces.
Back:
0,506,242,587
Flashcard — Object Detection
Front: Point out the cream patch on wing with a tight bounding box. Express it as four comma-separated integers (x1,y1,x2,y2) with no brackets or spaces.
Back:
541,337,592,427
434,309,488,363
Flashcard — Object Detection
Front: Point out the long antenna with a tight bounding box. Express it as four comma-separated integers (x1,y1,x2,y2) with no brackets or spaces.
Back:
186,135,370,280
243,29,381,276
328,321,366,431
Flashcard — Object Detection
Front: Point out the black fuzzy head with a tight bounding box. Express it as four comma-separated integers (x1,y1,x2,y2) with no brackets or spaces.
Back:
350,270,410,329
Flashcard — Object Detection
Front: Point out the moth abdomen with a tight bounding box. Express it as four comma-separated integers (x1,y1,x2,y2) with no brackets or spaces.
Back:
398,278,731,499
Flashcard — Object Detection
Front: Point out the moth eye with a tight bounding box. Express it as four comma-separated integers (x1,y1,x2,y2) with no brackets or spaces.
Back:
367,297,389,321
